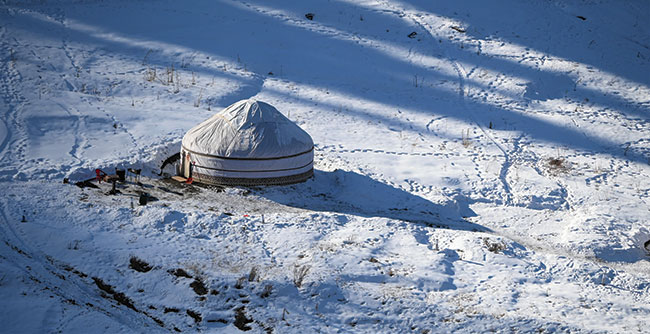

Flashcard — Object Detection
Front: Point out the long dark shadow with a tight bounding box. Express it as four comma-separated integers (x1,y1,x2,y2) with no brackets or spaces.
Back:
396,0,650,88
255,169,488,232
9,1,649,165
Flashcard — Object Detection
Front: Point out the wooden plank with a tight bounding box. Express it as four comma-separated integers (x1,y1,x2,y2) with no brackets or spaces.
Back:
171,176,187,182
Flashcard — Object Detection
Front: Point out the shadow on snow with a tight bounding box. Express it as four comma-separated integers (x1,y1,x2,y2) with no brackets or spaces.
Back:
256,169,488,233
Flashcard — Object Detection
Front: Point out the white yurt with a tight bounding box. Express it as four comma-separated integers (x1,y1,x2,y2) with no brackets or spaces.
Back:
179,99,314,185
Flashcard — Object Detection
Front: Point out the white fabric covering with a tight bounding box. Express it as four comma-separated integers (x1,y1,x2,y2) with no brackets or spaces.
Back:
180,99,314,184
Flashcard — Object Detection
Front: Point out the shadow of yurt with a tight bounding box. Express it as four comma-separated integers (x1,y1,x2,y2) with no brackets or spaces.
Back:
255,169,488,232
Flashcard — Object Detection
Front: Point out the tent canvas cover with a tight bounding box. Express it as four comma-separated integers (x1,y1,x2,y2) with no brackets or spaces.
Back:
180,99,314,185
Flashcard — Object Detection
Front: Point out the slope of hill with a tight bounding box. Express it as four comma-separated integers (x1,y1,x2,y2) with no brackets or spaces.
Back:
1,0,649,332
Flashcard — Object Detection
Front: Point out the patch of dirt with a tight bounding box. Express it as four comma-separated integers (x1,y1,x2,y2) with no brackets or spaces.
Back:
92,277,139,312
190,279,208,295
129,256,153,273
207,319,229,324
113,292,138,311
147,315,165,327
234,306,253,331
62,264,88,278
92,277,116,295
186,309,202,323
169,268,193,278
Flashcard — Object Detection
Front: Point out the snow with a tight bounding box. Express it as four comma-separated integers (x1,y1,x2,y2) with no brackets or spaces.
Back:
1,0,650,333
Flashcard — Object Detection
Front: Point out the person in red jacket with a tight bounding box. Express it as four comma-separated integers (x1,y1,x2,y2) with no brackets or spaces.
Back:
95,169,107,183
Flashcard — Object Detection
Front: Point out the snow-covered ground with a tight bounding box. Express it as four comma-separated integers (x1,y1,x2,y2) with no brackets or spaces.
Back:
1,0,649,332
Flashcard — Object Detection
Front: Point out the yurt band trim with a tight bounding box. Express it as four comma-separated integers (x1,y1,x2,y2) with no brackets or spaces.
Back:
181,145,314,161
193,169,313,186
193,161,313,173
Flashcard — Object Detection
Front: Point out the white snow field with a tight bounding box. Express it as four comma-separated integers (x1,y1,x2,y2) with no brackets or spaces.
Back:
1,0,649,332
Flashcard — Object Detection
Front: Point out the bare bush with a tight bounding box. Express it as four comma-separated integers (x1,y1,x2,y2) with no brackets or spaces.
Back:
260,284,272,298
546,157,571,175
194,88,203,108
292,265,310,288
248,266,259,282
166,64,175,84
235,276,246,289
482,238,507,254
144,67,157,82
461,129,472,148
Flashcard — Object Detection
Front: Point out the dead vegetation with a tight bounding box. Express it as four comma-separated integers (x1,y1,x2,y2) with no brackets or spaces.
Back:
546,157,571,175
260,284,273,298
248,266,259,282
293,265,310,288
234,306,253,331
461,129,472,148
482,238,507,254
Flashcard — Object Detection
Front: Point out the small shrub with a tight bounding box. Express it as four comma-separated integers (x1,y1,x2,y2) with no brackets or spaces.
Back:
461,129,472,148
166,64,175,84
235,276,246,289
248,266,258,282
547,157,571,175
67,240,80,250
293,265,310,288
144,67,157,82
260,284,272,298
194,88,203,108
482,238,507,254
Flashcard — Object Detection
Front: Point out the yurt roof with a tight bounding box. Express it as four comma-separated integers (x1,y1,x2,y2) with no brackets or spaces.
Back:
181,99,313,159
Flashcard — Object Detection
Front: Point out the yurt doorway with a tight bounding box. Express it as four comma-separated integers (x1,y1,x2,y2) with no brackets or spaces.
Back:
181,151,191,178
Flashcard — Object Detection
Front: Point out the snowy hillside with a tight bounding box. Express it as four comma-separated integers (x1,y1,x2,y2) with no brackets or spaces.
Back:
1,0,649,332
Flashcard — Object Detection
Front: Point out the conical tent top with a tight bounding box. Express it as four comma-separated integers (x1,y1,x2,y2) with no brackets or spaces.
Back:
182,99,313,159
